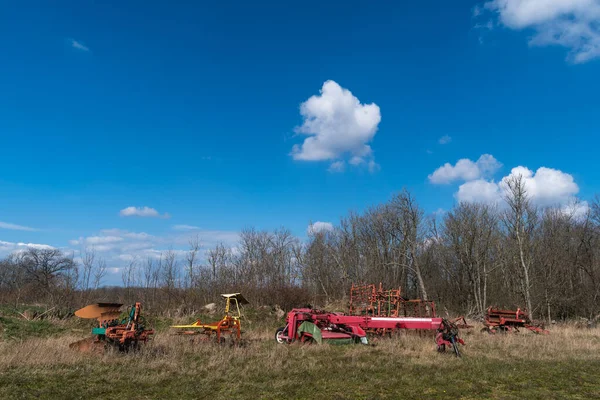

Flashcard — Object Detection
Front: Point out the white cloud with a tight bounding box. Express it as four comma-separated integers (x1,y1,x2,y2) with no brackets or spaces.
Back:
328,161,346,173
119,206,170,218
85,236,124,245
291,80,381,171
480,0,600,63
308,221,334,235
561,200,590,220
438,135,452,145
455,165,582,208
172,224,201,231
456,179,503,203
0,221,37,231
0,240,54,254
429,154,502,184
70,39,90,52
499,166,579,205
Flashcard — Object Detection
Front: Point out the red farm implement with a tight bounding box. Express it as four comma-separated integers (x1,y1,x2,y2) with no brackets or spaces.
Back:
275,308,465,356
70,302,154,353
349,283,436,319
349,282,472,332
483,307,549,334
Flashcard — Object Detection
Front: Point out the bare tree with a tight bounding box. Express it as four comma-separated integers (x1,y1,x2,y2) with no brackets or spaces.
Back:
502,175,537,318
92,257,107,290
185,235,201,289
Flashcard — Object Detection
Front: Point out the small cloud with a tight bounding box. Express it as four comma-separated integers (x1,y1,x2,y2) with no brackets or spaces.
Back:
172,224,201,231
308,221,334,235
16,242,55,250
0,221,37,231
328,161,346,173
119,206,170,219
70,39,90,52
438,135,452,145
428,154,502,184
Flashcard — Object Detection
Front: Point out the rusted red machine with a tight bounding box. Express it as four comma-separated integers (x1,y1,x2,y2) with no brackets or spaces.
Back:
483,307,548,334
275,308,465,356
349,283,436,318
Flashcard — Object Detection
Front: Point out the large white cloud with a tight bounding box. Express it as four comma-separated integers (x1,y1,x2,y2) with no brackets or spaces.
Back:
480,0,600,63
455,164,583,210
429,154,502,184
500,166,579,205
291,80,381,171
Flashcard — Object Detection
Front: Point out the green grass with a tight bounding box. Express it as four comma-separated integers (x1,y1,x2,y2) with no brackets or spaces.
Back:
0,315,67,341
0,344,598,399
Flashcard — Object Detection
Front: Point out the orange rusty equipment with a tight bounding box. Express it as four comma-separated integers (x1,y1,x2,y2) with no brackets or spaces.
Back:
483,306,548,334
70,302,154,352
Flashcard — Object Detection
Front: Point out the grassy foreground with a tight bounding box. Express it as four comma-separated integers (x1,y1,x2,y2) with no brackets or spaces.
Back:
0,316,599,399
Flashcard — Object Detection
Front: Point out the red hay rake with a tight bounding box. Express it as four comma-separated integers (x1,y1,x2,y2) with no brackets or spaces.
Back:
483,307,549,334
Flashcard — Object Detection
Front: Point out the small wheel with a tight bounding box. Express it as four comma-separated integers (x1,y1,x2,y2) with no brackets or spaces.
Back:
275,327,287,344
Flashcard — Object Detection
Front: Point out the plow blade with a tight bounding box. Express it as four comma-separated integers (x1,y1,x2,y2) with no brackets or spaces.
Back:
75,303,123,319
69,337,106,354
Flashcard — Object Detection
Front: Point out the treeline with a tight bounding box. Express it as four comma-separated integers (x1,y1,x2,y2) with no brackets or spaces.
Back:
1,175,599,321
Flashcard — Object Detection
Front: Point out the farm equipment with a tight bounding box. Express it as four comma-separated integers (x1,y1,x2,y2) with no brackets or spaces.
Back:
349,283,436,318
483,307,549,334
171,293,248,343
349,282,473,332
275,308,465,356
70,302,154,353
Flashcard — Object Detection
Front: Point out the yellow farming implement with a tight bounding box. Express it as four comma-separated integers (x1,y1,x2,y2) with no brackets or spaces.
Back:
171,293,248,343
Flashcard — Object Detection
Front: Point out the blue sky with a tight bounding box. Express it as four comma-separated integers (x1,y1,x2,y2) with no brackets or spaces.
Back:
1,1,599,283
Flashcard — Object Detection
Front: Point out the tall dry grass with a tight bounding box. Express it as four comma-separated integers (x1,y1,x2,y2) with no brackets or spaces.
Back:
0,322,598,371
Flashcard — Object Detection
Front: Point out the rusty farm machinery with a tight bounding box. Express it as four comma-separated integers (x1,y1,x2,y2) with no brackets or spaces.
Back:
482,307,549,334
171,293,249,343
70,302,154,353
275,283,467,356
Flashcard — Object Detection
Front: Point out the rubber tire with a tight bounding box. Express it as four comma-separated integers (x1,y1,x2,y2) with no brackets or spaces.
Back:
275,327,287,344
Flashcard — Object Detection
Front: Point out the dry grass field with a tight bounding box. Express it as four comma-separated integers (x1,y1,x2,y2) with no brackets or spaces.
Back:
1,313,599,400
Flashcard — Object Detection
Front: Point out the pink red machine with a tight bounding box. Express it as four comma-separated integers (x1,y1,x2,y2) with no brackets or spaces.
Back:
275,283,466,356
275,308,465,356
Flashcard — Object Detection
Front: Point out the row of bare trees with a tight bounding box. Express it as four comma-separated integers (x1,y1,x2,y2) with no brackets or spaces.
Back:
1,175,599,321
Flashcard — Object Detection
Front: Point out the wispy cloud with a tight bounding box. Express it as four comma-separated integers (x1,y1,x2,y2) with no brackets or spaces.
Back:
119,206,170,219
172,224,201,231
70,39,90,52
0,221,37,231
477,0,600,63
438,135,452,145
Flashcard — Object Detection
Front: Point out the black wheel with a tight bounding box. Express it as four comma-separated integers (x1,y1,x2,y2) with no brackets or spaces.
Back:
275,327,287,344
